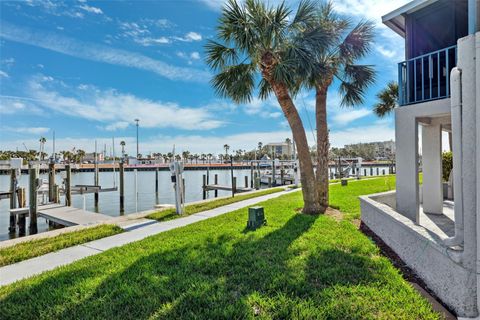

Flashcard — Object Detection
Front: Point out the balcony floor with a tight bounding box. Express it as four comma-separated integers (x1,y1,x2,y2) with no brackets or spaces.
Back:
419,201,455,240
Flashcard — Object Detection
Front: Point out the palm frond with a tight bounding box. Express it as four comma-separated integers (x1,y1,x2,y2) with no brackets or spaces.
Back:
338,20,375,64
373,81,398,117
343,64,376,90
258,78,273,100
339,81,365,107
211,63,255,104
204,40,239,70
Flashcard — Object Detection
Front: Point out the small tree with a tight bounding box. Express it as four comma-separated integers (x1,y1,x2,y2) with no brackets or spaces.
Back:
306,2,376,212
373,81,398,118
206,0,332,213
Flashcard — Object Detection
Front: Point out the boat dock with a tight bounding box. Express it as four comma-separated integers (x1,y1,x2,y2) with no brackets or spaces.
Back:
10,203,114,228
204,184,253,193
37,204,114,226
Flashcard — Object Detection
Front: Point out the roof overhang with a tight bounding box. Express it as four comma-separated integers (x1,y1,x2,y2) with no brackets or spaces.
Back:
382,0,440,37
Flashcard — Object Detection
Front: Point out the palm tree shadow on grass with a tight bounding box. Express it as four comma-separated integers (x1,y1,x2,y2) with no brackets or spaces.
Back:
0,214,382,320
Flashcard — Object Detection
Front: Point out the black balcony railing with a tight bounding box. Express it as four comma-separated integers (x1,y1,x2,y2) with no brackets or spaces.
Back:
398,45,457,106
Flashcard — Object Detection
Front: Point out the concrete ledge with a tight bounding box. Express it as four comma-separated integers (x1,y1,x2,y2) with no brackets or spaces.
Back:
360,192,478,318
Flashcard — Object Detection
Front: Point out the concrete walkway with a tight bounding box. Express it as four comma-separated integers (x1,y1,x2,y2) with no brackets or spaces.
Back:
0,188,298,287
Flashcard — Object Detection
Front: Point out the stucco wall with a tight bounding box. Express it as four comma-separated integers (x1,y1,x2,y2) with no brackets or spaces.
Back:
361,193,478,317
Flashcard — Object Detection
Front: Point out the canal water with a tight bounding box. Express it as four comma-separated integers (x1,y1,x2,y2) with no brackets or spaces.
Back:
0,169,254,240
0,165,392,241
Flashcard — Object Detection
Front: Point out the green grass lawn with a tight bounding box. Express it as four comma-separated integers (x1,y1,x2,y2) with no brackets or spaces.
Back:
329,175,396,219
0,225,123,267
148,187,285,221
0,177,439,319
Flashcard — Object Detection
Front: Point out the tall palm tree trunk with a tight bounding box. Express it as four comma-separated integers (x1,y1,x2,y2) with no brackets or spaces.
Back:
271,81,320,214
315,86,329,213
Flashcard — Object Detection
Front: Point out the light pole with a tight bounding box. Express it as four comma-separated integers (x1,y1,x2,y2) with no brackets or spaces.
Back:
134,118,140,159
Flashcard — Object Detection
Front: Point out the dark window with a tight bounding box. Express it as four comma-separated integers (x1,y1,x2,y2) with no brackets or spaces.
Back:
406,0,468,59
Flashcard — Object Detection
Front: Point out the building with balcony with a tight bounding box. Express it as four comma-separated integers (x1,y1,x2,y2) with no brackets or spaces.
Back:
265,141,293,159
360,0,479,317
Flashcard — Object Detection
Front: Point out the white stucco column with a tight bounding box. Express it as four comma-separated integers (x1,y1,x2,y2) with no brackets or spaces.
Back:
395,110,419,223
421,123,444,214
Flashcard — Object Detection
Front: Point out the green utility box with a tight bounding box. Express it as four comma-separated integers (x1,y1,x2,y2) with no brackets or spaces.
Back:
247,206,266,229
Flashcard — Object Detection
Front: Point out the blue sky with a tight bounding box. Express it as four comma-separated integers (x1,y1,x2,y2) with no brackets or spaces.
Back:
0,0,408,156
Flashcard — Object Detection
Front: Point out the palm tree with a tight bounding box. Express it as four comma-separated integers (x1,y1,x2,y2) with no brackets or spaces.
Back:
76,149,86,163
373,81,398,118
305,3,376,212
206,0,329,213
120,141,126,160
39,137,46,161
223,144,230,161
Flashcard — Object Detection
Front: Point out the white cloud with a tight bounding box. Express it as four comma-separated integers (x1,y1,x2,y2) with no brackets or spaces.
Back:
23,76,223,130
333,0,410,28
190,52,200,60
173,32,203,42
185,32,202,41
0,22,209,83
0,122,394,154
332,108,371,125
78,4,103,14
0,70,9,78
3,126,50,135
101,121,130,131
330,123,394,148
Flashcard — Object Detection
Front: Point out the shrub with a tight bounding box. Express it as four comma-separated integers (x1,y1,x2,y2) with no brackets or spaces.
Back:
442,151,453,182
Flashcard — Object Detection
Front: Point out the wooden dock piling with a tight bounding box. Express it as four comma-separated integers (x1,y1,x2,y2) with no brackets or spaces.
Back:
244,176,248,189
65,164,72,206
250,162,254,188
9,169,17,232
29,167,38,234
214,174,218,198
155,167,159,194
119,161,125,213
17,187,26,234
202,174,207,200
48,162,55,202
53,185,60,203
94,164,99,207
268,177,272,188
232,177,236,197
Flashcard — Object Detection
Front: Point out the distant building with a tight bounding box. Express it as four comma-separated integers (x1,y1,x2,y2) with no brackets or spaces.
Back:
344,140,395,160
82,152,104,163
265,141,293,159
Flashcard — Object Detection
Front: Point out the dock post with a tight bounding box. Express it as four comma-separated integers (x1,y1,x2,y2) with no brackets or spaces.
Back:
155,167,159,193
254,172,259,190
232,177,236,197
382,169,386,175
230,158,234,197
244,176,248,189
17,187,26,234
119,161,125,213
376,167,379,175
370,167,373,176
65,164,72,206
364,169,367,176
182,178,186,203
9,169,17,232
272,160,276,186
250,162,254,188
202,174,207,200
206,166,210,185
53,185,60,203
268,177,272,188
29,167,38,234
48,162,55,202
280,168,285,185
214,174,218,198
94,164,99,208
